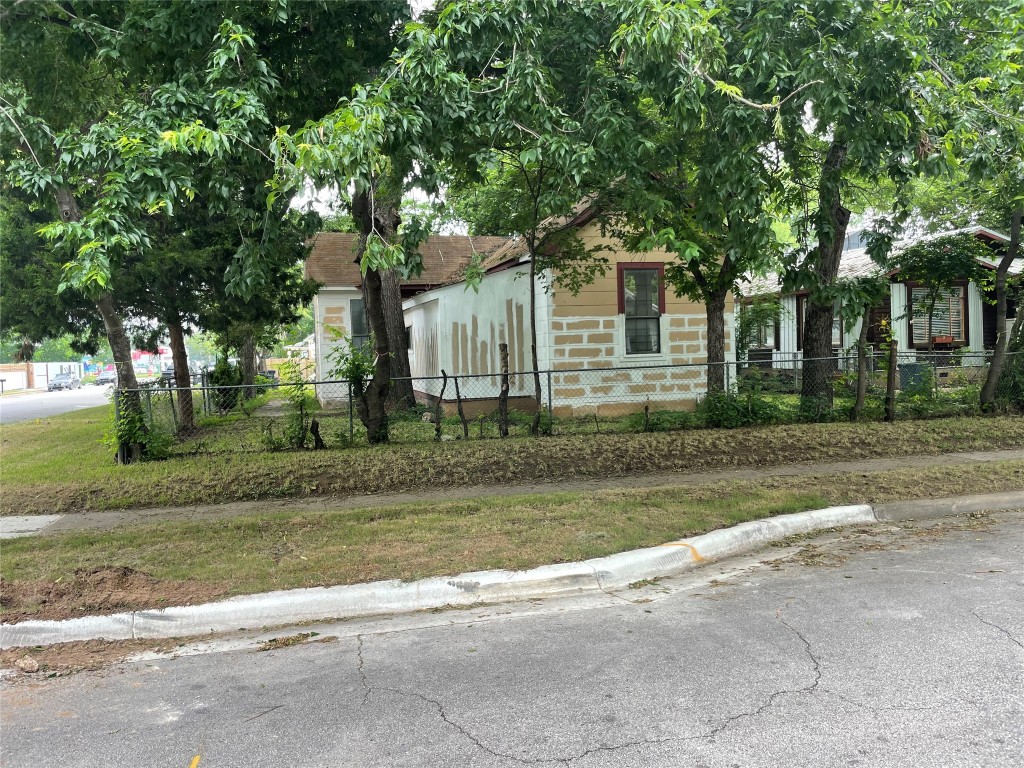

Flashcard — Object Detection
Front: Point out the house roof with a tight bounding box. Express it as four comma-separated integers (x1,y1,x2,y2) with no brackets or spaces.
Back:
447,198,603,283
305,232,509,289
740,225,1017,298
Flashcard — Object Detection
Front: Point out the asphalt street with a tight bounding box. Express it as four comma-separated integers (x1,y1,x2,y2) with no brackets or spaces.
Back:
0,387,111,424
2,512,1022,767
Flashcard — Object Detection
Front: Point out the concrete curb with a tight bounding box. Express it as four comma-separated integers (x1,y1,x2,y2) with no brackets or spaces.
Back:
873,490,1024,521
0,504,873,649
2,492,1020,649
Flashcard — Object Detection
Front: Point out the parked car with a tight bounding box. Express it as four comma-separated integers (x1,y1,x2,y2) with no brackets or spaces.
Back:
95,369,117,386
48,372,82,391
160,367,176,382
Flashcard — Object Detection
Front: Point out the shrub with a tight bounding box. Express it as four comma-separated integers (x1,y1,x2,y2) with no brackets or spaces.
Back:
623,408,693,432
209,356,242,411
104,394,174,461
696,391,786,429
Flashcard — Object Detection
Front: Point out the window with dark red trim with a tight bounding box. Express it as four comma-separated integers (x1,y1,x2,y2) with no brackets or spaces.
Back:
617,264,665,355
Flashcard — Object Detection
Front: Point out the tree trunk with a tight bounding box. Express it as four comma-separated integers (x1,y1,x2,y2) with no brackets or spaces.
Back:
358,265,391,443
381,266,415,410
981,206,1022,409
851,312,870,420
498,342,510,438
240,331,256,400
52,187,145,463
166,312,195,434
351,181,400,444
528,256,542,435
705,288,728,392
802,141,850,412
96,292,146,463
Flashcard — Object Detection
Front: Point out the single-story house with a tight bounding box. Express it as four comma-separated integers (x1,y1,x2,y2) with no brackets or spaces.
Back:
306,208,737,417
739,226,1018,369
304,232,508,381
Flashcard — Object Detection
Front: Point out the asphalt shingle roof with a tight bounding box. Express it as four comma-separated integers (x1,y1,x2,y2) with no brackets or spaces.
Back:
304,233,509,288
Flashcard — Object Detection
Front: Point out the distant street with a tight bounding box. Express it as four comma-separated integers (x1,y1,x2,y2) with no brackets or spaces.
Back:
0,387,111,424
3,512,1021,768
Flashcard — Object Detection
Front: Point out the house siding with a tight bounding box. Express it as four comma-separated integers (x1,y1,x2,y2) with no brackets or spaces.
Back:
403,267,535,402
542,220,733,414
313,288,362,382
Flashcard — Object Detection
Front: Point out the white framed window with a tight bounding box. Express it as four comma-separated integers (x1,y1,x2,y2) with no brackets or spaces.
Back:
350,298,370,350
620,266,663,355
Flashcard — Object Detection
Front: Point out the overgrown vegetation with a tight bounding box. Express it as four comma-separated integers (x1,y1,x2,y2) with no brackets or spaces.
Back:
2,404,1022,516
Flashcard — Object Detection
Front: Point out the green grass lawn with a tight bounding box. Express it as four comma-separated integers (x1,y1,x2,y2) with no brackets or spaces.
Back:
2,404,1023,515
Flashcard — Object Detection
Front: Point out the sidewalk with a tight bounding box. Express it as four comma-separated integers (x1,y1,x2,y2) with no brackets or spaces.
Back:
2,447,1020,539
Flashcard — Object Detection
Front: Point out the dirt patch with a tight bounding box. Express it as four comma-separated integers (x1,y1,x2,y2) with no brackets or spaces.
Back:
0,637,194,680
256,632,336,652
0,566,228,624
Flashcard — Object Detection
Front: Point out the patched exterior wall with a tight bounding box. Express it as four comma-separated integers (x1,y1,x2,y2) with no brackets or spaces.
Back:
313,288,361,381
541,220,734,413
403,266,537,402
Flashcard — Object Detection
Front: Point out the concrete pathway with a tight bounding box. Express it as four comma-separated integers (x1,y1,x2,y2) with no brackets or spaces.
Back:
12,447,1022,538
0,515,64,539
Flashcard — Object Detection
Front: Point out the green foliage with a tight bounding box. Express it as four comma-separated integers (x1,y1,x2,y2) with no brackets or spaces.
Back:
696,391,787,429
623,409,694,432
736,297,783,361
325,329,375,394
996,327,1024,410
897,233,994,295
279,359,311,450
209,355,242,411
104,395,173,462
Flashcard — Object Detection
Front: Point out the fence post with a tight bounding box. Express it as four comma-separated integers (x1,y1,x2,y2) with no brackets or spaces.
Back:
169,387,178,433
146,388,153,424
546,369,553,432
112,389,127,465
348,380,354,443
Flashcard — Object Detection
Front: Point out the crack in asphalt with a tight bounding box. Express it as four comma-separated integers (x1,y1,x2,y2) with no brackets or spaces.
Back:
824,690,945,715
972,610,1024,651
355,634,372,705
583,563,644,606
355,631,692,765
707,612,822,739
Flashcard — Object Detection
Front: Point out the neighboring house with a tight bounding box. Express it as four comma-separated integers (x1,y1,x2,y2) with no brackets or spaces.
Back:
310,205,736,417
740,226,1018,368
305,233,507,381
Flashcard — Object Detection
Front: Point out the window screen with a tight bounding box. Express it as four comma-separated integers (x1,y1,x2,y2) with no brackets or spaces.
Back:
911,287,964,344
623,269,661,354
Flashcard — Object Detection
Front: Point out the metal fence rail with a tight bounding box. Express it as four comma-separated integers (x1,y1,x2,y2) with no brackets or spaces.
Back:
114,349,1018,452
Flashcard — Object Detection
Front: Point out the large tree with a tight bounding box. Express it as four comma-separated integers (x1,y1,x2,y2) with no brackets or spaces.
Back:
1,1,408,458
271,0,721,440
718,1,930,411
909,0,1023,407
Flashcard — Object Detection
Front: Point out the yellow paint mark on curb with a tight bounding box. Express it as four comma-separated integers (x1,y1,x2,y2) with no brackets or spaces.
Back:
660,542,704,561
189,756,201,768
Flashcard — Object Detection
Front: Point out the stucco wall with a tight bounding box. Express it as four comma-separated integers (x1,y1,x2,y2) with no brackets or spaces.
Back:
541,220,734,412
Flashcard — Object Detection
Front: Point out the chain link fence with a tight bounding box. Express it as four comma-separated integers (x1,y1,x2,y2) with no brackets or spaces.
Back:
115,349,1018,453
